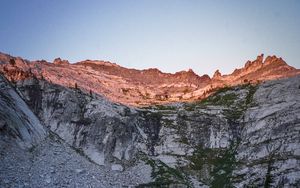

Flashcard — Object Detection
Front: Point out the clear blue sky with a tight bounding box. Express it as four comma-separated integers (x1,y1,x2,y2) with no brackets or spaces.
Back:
0,0,299,76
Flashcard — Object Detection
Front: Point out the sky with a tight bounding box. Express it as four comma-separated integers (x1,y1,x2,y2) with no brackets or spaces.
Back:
0,0,300,76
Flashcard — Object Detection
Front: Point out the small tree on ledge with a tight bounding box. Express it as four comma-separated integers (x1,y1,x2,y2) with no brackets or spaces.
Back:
9,59,16,66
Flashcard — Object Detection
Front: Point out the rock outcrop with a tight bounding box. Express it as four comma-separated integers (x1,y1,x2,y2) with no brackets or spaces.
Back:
232,76,300,187
212,69,221,80
0,75,46,149
53,58,70,66
212,54,299,86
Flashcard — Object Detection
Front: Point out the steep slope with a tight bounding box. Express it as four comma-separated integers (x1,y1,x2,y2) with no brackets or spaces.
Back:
232,76,300,187
0,74,46,149
7,71,300,187
0,74,152,187
0,52,299,106
0,135,152,188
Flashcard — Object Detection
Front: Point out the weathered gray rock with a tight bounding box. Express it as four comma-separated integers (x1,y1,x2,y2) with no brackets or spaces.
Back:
0,136,153,188
15,78,142,166
232,76,300,187
111,164,124,171
1,74,299,187
0,75,46,149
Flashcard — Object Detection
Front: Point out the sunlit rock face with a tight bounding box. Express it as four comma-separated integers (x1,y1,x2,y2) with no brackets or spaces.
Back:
0,52,299,106
53,58,69,66
212,54,300,85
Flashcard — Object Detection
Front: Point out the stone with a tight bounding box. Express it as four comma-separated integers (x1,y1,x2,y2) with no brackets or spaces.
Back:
111,164,124,171
75,169,85,174
45,176,51,184
3,179,10,184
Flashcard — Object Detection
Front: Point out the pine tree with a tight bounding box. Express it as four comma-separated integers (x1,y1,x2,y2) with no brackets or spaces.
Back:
9,59,16,66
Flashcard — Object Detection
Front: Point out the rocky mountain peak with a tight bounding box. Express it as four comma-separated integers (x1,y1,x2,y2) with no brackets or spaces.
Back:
174,68,199,78
142,68,162,74
244,54,264,69
78,60,119,67
212,69,222,79
264,55,287,66
257,53,264,62
201,74,211,80
0,52,12,64
53,58,69,66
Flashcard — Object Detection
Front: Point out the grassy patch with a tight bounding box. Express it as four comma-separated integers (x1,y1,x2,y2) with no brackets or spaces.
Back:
201,93,237,107
138,156,191,187
210,147,236,188
161,118,175,127
223,84,258,121
223,107,245,121
188,145,237,188
179,136,189,145
153,105,177,111
184,83,258,113
184,86,237,111
245,84,258,106
141,110,163,120
213,86,232,95
142,105,177,116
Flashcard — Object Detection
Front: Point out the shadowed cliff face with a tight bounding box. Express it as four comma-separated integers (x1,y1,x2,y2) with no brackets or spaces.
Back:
5,74,299,187
0,75,46,149
0,52,299,106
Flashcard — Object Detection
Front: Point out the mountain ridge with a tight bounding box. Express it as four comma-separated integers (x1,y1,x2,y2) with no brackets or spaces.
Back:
0,52,299,106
